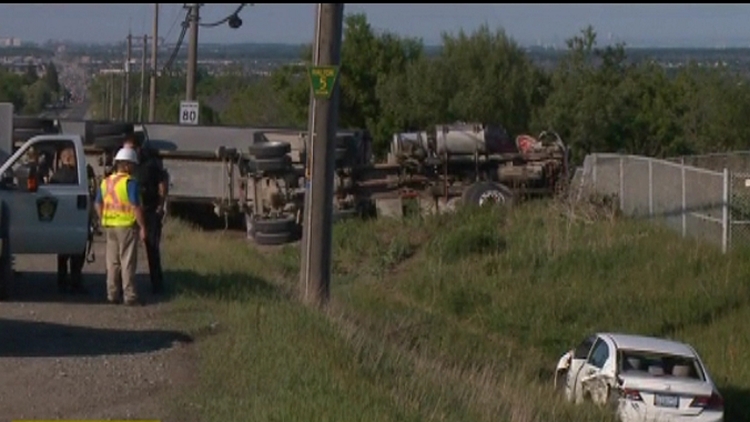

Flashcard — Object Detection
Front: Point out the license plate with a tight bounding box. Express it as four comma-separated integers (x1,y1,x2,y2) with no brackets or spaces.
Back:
654,394,679,408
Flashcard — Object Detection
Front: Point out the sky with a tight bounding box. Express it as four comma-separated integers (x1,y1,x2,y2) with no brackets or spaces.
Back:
1,4,750,48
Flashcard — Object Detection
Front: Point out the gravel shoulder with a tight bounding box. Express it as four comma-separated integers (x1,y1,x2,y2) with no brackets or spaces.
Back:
0,237,197,420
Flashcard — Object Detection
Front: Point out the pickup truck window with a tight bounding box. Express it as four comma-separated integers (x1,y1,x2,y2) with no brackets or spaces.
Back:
1,140,78,189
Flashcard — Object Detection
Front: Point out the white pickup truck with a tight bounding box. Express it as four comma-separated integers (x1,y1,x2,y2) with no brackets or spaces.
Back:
0,104,91,300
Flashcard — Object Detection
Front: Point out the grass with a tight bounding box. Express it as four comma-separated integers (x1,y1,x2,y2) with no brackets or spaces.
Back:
161,200,750,422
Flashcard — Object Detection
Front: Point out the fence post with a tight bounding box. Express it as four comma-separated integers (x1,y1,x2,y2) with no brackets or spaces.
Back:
681,164,687,238
648,159,654,217
722,168,730,254
619,156,625,212
592,154,598,191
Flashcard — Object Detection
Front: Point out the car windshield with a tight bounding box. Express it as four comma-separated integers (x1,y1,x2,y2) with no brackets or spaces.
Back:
618,349,705,381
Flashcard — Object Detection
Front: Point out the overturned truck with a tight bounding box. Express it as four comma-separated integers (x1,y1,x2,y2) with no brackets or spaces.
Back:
5,116,569,245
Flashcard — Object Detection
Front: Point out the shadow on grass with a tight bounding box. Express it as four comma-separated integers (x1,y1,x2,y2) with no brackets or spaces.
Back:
162,269,285,302
0,318,192,358
722,385,750,422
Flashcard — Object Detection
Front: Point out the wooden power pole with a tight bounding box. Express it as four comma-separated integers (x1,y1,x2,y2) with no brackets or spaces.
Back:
124,33,132,121
299,3,345,307
139,34,148,122
149,3,159,122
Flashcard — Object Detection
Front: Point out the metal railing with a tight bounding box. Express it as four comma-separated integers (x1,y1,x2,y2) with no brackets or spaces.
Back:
570,153,740,253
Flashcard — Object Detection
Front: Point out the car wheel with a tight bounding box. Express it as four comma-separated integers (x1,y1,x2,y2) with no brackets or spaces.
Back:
252,215,297,234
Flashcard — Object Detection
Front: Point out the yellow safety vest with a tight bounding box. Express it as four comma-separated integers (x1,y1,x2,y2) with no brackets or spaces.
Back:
100,172,136,227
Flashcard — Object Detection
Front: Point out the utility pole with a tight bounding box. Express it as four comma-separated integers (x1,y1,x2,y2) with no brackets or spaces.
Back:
185,3,199,101
149,3,159,122
139,34,148,122
124,33,132,121
108,73,115,120
299,3,344,307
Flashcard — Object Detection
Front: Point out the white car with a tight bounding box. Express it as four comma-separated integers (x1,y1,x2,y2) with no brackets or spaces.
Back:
555,332,724,422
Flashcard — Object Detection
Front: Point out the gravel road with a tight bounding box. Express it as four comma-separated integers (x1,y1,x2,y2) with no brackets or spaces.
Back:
0,237,197,421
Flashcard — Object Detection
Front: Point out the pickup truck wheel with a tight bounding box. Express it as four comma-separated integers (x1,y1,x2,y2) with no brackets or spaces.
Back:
254,230,298,246
248,141,291,159
250,156,292,173
93,134,130,150
252,215,297,234
92,122,134,137
0,201,11,301
462,182,513,208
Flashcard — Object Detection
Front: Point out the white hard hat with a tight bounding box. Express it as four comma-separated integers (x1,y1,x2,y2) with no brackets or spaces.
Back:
114,147,139,164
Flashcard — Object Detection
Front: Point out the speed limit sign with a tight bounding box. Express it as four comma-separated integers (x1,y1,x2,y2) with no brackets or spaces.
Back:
179,101,199,125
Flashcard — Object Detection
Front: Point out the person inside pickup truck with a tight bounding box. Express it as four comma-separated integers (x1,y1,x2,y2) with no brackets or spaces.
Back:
50,146,86,294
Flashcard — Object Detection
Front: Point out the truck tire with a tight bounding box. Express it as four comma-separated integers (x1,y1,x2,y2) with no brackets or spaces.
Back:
0,201,11,301
462,182,513,207
92,122,134,137
13,116,55,131
252,215,297,234
248,141,291,159
93,134,130,150
249,156,292,173
254,230,298,246
333,207,358,223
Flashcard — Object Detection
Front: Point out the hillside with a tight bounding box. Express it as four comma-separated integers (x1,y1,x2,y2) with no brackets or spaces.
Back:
163,200,750,422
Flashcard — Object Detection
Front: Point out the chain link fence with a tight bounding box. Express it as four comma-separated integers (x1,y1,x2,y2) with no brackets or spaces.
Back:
666,152,750,248
570,153,731,252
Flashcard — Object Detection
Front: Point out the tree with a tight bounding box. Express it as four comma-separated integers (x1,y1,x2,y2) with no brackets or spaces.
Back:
44,62,61,96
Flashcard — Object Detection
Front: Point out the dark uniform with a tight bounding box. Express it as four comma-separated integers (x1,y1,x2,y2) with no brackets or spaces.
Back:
50,164,86,293
132,147,167,294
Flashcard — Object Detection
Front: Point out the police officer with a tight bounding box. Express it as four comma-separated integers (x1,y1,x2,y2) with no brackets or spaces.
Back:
50,146,87,294
123,136,167,294
95,147,146,306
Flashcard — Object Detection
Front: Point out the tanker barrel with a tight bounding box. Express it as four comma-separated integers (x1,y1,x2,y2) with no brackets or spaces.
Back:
435,123,512,155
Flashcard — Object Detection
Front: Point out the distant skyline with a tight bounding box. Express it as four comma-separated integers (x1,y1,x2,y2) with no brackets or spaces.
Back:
2,4,750,48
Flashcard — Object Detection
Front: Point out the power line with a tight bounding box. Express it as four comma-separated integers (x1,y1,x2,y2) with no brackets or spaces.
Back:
163,4,183,44
199,3,249,28
163,9,190,73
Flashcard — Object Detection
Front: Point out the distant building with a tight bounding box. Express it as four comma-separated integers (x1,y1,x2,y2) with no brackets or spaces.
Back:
0,37,22,47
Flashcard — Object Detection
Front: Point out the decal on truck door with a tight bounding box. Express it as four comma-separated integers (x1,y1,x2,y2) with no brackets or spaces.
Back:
36,196,58,222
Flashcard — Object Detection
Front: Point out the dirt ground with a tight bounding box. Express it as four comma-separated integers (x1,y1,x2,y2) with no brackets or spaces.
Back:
0,237,197,421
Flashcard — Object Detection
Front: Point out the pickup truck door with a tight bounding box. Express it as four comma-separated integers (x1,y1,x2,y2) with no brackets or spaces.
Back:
0,135,89,255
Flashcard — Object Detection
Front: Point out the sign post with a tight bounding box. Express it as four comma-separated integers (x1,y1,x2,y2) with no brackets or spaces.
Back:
179,100,199,125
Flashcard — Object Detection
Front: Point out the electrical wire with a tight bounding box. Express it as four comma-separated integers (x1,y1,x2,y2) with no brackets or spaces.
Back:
199,3,249,28
163,9,190,73
162,3,250,73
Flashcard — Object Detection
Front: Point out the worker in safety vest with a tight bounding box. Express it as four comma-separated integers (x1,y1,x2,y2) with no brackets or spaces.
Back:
94,147,146,306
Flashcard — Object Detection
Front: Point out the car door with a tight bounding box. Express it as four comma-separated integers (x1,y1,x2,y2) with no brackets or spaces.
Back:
0,135,89,255
576,337,615,404
566,335,596,403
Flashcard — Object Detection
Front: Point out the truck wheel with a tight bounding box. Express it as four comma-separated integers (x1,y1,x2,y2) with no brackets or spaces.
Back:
333,207,358,223
13,116,55,131
254,230,298,246
462,182,513,207
93,134,130,150
248,141,291,159
0,201,11,301
250,156,292,173
91,122,134,137
252,215,297,234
